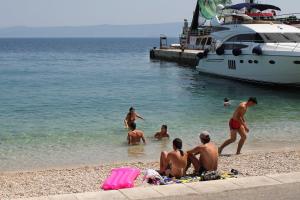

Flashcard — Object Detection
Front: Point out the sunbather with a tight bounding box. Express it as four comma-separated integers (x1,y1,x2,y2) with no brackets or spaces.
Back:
159,138,187,178
185,131,218,175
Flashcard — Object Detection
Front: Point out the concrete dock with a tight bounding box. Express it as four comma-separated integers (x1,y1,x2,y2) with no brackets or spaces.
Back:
15,172,300,200
150,48,203,67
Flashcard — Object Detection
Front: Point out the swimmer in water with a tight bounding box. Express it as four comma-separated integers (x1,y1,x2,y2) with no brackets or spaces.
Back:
224,98,230,107
154,125,170,140
127,123,146,145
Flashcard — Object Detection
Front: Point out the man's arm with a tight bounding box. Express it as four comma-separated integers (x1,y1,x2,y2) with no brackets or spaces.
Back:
154,132,160,139
142,133,146,144
127,133,131,145
187,146,201,155
238,108,249,132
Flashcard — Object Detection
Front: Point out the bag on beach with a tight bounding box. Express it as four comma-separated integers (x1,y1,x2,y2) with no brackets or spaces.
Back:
202,171,220,181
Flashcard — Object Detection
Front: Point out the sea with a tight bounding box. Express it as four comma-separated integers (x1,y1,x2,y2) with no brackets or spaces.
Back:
0,38,299,171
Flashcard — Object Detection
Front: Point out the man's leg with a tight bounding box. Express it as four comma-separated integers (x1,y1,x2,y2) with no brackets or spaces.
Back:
187,153,200,174
236,126,247,155
218,130,237,154
160,151,168,174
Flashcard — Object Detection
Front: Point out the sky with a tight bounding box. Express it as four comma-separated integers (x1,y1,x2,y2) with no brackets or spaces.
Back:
0,0,297,28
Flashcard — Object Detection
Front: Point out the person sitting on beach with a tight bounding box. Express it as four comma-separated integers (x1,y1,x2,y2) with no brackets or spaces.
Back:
218,97,258,155
185,131,218,175
154,125,170,140
159,138,187,178
124,107,144,129
127,123,146,145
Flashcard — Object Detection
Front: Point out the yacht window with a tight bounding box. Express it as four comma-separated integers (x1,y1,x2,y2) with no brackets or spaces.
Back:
260,33,300,43
227,34,264,43
201,38,207,46
223,44,248,50
206,38,212,45
196,38,201,45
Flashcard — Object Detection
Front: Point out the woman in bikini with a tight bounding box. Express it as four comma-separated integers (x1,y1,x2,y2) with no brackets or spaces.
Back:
124,107,144,129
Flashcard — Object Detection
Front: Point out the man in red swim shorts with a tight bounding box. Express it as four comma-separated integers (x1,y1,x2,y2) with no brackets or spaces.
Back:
219,97,257,155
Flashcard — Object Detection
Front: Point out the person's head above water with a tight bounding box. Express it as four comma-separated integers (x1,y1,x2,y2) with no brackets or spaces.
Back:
173,138,184,156
224,98,230,106
130,122,136,131
129,107,135,113
247,97,258,106
161,125,167,133
200,131,211,144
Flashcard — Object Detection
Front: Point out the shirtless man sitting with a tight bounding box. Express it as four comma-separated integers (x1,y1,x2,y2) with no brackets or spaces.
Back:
159,138,187,178
154,125,170,140
219,97,257,155
127,123,146,145
185,131,218,175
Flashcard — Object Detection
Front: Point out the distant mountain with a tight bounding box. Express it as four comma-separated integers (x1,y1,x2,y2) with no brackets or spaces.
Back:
0,23,182,38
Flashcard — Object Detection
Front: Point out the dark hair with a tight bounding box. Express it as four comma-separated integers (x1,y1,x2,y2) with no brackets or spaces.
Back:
200,134,211,144
173,138,184,156
162,125,167,130
129,107,135,112
130,122,136,130
248,97,258,104
224,98,229,102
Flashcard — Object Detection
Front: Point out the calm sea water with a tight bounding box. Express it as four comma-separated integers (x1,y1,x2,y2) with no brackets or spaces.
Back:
0,38,299,171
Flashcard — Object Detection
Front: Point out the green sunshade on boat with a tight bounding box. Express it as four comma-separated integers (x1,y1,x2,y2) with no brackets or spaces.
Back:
198,0,218,19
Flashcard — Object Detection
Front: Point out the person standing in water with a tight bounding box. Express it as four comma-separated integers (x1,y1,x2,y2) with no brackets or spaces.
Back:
219,97,257,155
127,123,146,145
124,107,144,129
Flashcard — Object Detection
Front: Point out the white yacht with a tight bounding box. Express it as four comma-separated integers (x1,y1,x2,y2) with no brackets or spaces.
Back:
195,2,300,86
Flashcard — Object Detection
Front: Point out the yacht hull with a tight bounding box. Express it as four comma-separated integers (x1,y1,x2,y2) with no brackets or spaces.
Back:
197,54,300,86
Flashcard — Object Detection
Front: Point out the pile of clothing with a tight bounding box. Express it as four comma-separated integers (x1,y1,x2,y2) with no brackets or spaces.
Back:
143,169,239,186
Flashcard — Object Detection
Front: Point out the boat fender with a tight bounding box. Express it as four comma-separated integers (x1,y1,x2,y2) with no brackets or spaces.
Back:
252,46,262,55
216,45,225,55
150,49,155,59
232,48,242,56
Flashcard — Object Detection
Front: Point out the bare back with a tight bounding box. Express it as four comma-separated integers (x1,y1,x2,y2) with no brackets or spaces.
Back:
167,151,188,178
128,130,144,145
198,143,218,171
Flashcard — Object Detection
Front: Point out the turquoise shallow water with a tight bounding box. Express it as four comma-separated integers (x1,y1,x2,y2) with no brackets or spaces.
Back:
0,38,299,171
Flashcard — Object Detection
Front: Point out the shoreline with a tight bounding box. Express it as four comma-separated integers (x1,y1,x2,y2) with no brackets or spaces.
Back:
1,149,300,200
1,145,300,174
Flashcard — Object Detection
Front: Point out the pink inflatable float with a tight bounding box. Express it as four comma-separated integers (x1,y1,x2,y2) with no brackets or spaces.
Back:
101,167,140,190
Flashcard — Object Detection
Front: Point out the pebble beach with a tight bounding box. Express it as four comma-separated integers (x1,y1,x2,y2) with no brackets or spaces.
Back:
1,149,299,200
